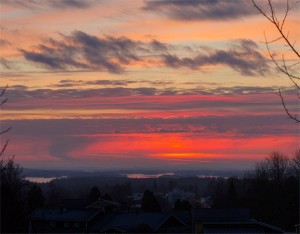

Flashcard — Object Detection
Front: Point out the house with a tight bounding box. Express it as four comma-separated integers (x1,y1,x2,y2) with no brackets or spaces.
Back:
295,224,300,233
90,211,191,233
29,198,120,233
62,198,120,212
29,208,101,233
192,208,285,234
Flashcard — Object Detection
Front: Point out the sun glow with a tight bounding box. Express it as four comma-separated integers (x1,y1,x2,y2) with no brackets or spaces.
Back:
151,152,217,158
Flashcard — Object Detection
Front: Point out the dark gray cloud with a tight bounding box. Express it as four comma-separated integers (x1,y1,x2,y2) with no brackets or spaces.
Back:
2,0,98,9
142,0,298,23
21,31,161,73
21,31,268,76
48,0,93,9
7,86,160,101
21,49,87,70
142,0,255,21
86,80,136,86
162,40,269,76
54,79,137,88
150,40,168,52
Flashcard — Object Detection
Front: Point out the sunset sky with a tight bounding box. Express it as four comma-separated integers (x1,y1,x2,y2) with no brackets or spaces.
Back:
0,0,299,170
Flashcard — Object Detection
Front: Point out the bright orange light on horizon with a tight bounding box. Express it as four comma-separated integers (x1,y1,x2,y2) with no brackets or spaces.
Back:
151,152,217,158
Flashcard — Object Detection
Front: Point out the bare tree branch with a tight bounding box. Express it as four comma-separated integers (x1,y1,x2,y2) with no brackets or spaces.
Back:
278,89,300,123
0,85,11,156
0,84,8,99
252,0,300,123
0,127,12,135
0,140,9,157
253,0,300,58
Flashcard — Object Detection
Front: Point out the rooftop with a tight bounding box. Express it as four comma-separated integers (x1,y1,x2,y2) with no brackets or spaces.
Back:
193,208,251,222
31,208,101,222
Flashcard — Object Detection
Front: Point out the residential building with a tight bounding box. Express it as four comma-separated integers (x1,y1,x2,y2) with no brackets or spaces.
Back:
192,208,284,234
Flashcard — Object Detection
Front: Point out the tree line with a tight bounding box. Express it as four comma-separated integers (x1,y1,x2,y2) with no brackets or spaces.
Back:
1,150,299,232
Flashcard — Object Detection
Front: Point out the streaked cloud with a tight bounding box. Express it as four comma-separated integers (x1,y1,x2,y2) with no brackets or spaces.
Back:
142,0,290,21
162,40,269,76
143,0,254,20
6,84,290,102
21,31,268,75
1,0,99,9
21,31,160,73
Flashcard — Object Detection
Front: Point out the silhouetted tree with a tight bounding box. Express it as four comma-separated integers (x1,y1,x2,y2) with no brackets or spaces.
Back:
173,199,192,211
211,179,227,208
291,149,300,178
0,158,27,233
46,181,62,207
102,193,113,201
227,178,238,208
87,186,101,202
246,151,298,230
254,151,290,183
141,189,161,212
27,184,45,213
110,182,132,207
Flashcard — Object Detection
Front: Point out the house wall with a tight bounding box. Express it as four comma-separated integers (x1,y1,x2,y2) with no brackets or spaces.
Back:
31,220,86,233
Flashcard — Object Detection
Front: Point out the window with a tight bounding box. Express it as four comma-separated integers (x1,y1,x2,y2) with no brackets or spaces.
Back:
50,221,56,228
64,222,70,228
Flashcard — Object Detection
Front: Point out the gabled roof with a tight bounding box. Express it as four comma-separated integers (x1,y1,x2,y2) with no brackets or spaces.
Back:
95,213,166,232
86,198,120,209
91,212,187,232
172,210,192,224
31,208,101,222
201,221,284,234
193,208,251,222
202,224,265,234
155,213,188,232
252,220,285,233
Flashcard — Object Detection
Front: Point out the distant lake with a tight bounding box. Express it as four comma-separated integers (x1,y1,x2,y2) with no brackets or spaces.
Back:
197,175,220,179
125,173,174,178
25,176,68,183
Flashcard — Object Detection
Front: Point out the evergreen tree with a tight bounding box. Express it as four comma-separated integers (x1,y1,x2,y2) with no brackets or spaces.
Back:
87,186,101,202
141,189,161,212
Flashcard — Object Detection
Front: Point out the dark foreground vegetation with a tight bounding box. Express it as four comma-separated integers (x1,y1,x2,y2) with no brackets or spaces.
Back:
1,151,299,233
